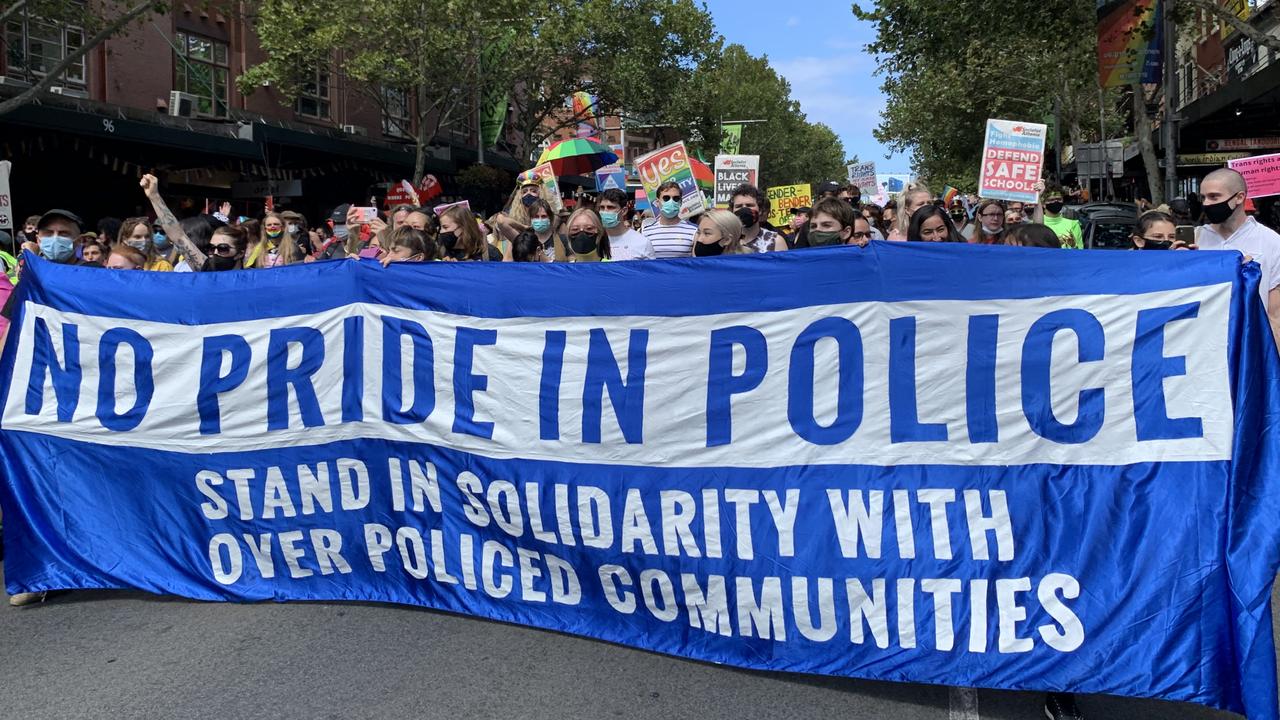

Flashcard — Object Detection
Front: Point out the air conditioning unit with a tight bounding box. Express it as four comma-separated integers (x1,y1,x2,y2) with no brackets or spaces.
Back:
168,91,198,118
341,124,368,137
47,85,88,99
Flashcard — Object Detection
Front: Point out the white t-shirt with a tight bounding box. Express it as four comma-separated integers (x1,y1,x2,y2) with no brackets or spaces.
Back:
1198,217,1280,304
642,219,697,258
608,228,656,260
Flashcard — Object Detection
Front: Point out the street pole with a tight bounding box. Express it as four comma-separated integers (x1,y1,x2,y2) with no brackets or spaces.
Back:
1163,6,1179,201
1053,95,1063,186
1099,84,1115,200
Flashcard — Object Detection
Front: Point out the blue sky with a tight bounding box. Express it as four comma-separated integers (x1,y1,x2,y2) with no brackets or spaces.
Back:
701,0,910,174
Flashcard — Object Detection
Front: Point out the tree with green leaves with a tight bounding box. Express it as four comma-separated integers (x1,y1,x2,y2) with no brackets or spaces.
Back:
491,0,717,164
668,43,849,189
241,0,535,183
241,0,718,181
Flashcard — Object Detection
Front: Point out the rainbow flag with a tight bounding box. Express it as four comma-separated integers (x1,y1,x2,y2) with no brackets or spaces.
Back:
1097,0,1163,88
571,91,599,138
942,186,959,208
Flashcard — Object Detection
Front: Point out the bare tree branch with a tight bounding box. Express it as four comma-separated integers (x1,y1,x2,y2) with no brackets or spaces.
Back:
0,0,156,117
1179,0,1280,52
0,0,29,27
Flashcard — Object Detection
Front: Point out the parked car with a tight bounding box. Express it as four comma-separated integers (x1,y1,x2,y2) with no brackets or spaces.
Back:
1085,213,1139,250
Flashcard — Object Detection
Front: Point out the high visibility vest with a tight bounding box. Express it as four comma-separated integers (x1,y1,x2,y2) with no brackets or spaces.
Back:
0,250,17,283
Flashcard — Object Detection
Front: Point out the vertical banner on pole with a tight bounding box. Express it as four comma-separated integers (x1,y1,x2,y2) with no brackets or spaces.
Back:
1097,0,1163,88
0,161,12,234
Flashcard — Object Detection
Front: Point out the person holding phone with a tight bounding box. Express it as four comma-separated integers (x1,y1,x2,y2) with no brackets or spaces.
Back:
1130,211,1178,250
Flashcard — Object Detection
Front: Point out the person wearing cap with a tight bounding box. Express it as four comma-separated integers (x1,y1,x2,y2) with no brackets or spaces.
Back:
18,209,85,266
315,204,353,259
818,181,842,199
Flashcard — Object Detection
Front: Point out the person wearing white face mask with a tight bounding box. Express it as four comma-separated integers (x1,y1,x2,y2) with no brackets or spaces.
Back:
641,180,698,258
968,200,1006,244
597,188,654,261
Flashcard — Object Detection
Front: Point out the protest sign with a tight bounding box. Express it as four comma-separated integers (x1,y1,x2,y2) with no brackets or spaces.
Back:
4,248,1280,719
713,155,760,207
978,119,1047,203
594,165,627,193
635,142,705,219
846,162,877,193
766,184,811,228
384,180,420,209
432,200,471,217
0,161,11,234
1228,153,1280,199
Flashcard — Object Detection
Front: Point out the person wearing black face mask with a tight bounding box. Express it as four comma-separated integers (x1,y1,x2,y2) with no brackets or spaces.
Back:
729,184,786,253
1198,167,1280,342
1039,186,1082,249
564,208,610,262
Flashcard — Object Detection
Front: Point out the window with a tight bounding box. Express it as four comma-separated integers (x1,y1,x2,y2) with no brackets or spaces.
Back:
173,31,229,118
5,13,86,86
382,87,411,138
296,67,330,119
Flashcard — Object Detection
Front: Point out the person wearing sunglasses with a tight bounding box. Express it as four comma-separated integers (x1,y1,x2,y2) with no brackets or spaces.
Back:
641,181,698,258
140,173,244,272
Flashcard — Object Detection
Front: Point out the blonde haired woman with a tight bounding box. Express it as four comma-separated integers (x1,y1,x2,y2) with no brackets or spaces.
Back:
246,212,305,268
887,183,932,241
494,175,562,240
692,208,746,256
564,208,610,262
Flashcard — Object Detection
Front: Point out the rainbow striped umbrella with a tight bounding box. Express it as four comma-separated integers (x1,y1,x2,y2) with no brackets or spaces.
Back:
690,157,714,191
536,137,619,177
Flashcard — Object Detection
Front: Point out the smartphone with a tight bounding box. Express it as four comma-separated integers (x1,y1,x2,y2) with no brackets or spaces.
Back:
357,247,380,259
353,206,378,223
1175,225,1196,247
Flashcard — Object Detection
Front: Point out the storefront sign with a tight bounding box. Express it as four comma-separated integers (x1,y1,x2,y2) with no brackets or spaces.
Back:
1178,152,1251,166
1226,35,1258,82
1206,138,1280,152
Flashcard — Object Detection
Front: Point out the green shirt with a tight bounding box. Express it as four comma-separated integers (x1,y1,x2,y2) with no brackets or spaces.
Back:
1043,215,1084,249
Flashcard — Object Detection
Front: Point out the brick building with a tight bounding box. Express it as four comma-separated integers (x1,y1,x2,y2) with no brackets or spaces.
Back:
0,3,522,227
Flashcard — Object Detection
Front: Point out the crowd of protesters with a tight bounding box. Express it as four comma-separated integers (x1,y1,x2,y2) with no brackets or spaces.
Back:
3,169,1272,277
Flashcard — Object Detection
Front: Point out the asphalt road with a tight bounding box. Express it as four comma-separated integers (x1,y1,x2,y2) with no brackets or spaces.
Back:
0,562,1263,720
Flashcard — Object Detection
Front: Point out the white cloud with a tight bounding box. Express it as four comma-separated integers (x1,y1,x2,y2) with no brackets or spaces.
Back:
786,16,800,27
771,52,886,149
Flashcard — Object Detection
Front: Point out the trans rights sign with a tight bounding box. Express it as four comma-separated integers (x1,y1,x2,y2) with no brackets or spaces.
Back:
3,247,1280,718
978,119,1047,203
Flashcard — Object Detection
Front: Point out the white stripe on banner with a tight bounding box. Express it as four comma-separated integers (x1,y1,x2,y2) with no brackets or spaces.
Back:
2,283,1233,466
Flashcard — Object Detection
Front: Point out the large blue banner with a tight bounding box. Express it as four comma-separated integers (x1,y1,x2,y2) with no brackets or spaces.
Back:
3,245,1279,716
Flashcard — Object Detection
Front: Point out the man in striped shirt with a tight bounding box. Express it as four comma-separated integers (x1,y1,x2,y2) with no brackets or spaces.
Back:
641,181,698,258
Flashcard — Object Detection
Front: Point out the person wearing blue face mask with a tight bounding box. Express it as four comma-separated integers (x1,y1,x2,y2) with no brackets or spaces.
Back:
641,180,698,259
597,188,654,261
18,209,85,268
